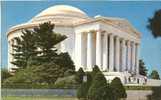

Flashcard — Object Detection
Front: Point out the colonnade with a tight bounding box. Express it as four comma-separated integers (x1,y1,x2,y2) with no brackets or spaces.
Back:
8,39,16,71
76,30,140,74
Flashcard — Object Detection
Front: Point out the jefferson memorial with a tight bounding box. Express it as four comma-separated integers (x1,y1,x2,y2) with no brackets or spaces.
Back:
7,5,146,84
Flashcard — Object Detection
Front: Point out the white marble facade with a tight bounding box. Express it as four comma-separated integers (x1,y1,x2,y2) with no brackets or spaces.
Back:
7,5,142,84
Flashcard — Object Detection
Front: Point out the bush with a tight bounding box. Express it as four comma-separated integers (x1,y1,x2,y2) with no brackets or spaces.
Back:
87,72,108,100
91,65,101,78
54,75,78,88
77,82,90,100
110,77,127,99
1,69,12,83
149,70,160,80
64,69,75,77
76,72,92,100
75,68,85,84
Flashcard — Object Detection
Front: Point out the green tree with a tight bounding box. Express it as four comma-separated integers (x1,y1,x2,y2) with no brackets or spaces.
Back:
77,82,90,100
32,62,62,84
1,68,12,83
3,62,62,85
33,22,67,63
88,72,108,100
150,70,160,80
139,59,148,76
3,66,37,85
12,22,67,69
91,65,101,79
77,72,92,100
147,9,161,38
75,68,85,84
110,77,127,99
54,52,75,77
11,29,37,68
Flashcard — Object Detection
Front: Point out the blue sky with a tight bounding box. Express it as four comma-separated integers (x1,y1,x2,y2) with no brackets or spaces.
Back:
1,1,161,75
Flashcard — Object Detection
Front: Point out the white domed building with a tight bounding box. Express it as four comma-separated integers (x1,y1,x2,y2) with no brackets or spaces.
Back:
7,5,146,85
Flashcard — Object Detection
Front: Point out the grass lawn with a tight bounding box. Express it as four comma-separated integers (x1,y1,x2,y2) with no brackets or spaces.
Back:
2,96,78,100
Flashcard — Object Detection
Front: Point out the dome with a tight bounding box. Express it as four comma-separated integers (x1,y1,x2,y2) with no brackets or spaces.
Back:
36,5,87,17
30,5,90,26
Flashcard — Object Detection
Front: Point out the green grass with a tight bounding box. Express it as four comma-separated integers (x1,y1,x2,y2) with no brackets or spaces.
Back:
2,96,78,100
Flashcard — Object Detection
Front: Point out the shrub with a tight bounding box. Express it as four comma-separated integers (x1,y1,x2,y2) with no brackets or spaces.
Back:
87,72,108,100
77,82,90,100
110,77,127,99
149,70,160,80
54,75,77,88
75,68,85,84
64,69,75,77
91,65,101,78
76,72,93,100
1,69,12,83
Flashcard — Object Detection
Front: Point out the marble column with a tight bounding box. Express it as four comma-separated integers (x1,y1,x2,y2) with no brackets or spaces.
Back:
87,32,93,70
8,40,11,71
96,30,102,69
127,41,131,71
121,39,126,72
115,36,120,72
103,33,108,71
131,42,136,72
75,32,82,70
109,34,114,71
81,32,87,69
135,44,140,74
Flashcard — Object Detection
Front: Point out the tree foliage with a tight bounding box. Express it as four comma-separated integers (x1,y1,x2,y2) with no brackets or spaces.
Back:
11,30,37,68
91,65,101,79
147,9,161,38
1,68,12,83
7,22,75,85
11,22,67,68
150,70,160,80
75,68,85,84
77,82,90,100
110,77,127,99
139,59,148,76
54,52,75,77
88,72,108,100
77,72,92,100
33,22,67,63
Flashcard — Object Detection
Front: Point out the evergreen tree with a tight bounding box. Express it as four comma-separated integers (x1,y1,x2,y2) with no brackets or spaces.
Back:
75,67,85,84
110,77,127,99
91,65,101,78
76,72,92,100
54,52,75,77
150,70,160,80
147,9,161,38
139,59,148,76
1,68,12,83
33,22,67,63
88,72,108,100
77,82,89,100
11,30,37,68
11,22,67,68
33,62,62,83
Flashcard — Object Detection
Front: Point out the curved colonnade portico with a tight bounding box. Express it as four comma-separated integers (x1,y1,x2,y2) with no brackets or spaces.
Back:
7,5,144,84
75,30,140,74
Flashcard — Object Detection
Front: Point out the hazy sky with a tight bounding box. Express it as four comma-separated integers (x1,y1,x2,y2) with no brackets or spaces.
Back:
1,1,161,75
